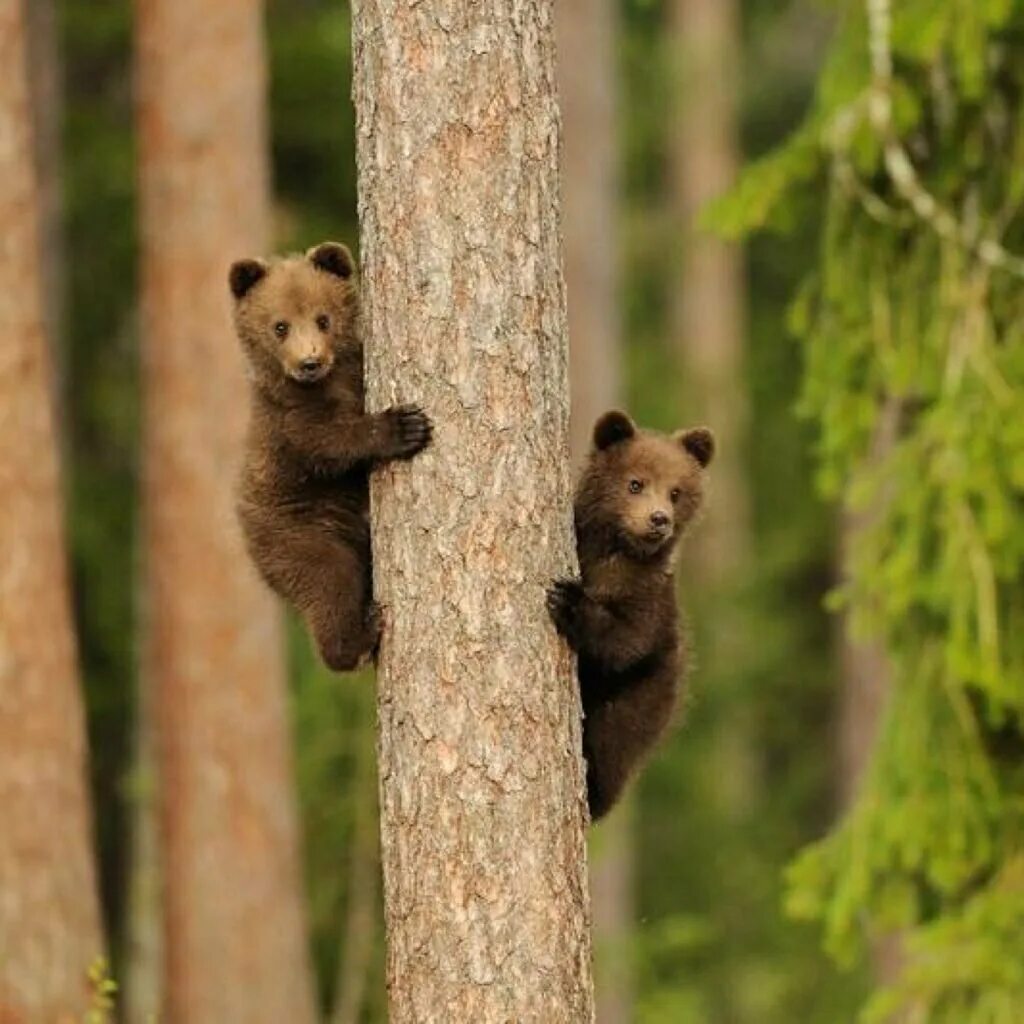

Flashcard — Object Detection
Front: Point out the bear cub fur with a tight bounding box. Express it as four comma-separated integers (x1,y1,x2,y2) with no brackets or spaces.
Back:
547,410,714,820
230,242,432,671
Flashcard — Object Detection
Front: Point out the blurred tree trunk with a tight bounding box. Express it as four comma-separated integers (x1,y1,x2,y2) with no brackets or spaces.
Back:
670,0,756,812
556,2,633,1023
353,1,595,1019
0,2,104,1018
670,0,748,577
123,676,162,1024
135,2,316,1021
25,0,63,361
838,400,902,987
330,704,381,1024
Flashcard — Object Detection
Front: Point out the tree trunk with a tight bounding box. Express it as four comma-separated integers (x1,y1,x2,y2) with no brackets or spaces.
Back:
555,2,633,1022
0,2,104,1018
135,2,316,1021
330,704,382,1024
24,0,63,364
838,399,901,988
670,0,748,579
670,0,757,817
352,2,595,1020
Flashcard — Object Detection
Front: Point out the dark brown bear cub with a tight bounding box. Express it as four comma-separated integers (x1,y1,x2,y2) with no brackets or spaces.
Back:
230,242,432,671
547,410,714,820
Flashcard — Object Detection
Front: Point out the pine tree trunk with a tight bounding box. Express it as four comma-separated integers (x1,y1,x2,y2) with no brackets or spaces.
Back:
330,705,381,1024
670,0,748,579
352,2,595,1019
838,399,902,988
0,3,104,1018
555,2,633,1021
135,2,316,1020
670,0,757,817
24,0,63,362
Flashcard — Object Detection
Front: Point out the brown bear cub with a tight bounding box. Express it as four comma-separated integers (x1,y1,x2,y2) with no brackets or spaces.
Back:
547,410,714,820
230,242,432,671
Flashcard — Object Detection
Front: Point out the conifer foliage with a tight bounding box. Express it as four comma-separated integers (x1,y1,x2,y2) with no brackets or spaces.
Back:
712,0,1024,1019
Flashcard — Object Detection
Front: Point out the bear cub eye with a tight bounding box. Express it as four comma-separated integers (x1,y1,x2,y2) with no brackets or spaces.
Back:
628,479,643,494
670,487,681,502
274,320,289,339
316,314,330,332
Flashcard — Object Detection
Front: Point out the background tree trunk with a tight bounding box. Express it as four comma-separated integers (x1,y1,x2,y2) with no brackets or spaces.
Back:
838,400,902,988
670,0,757,816
135,2,316,1021
670,0,748,579
352,1,595,1019
330,706,381,1024
25,0,63,366
0,2,104,1018
555,2,633,1022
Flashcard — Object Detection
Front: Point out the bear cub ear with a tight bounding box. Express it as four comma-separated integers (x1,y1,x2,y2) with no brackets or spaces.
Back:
676,426,715,467
307,242,354,280
593,410,637,451
229,258,269,300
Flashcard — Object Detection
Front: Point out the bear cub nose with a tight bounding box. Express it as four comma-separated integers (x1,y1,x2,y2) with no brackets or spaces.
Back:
650,511,670,530
299,358,322,374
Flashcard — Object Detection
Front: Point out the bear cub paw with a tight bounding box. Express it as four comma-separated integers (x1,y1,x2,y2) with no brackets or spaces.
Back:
546,577,585,646
385,403,433,459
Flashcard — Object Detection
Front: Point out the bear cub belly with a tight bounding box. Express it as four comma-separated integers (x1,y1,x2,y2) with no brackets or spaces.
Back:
547,410,714,819
231,241,432,671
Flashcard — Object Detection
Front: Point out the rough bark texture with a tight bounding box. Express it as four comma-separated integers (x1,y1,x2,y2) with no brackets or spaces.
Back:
135,2,316,1021
352,1,595,1020
555,3,634,1022
0,2,105,1018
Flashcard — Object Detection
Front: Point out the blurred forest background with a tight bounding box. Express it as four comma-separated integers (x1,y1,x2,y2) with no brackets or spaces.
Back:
5,0,1023,1020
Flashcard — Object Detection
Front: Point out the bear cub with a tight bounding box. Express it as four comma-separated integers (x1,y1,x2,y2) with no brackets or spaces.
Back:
547,410,714,820
230,242,432,671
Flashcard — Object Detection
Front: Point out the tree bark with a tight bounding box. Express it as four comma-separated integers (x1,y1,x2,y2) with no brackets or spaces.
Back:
0,2,104,1018
352,2,595,1020
135,2,316,1021
555,3,633,1022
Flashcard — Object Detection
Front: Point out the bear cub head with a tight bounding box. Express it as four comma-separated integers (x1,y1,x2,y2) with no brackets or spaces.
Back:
577,410,715,560
229,241,358,388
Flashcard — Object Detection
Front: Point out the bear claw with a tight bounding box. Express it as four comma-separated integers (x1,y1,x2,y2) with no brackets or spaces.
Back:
547,577,584,639
388,403,433,458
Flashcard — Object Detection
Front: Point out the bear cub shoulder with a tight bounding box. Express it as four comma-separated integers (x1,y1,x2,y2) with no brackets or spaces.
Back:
231,242,432,671
547,410,714,820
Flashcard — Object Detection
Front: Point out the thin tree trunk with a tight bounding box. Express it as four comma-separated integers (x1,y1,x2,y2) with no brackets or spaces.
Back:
135,2,316,1021
123,675,163,1024
556,3,633,1022
353,2,595,1019
24,0,63,360
331,704,381,1024
671,0,748,579
670,0,757,817
0,2,104,1018
838,399,901,987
